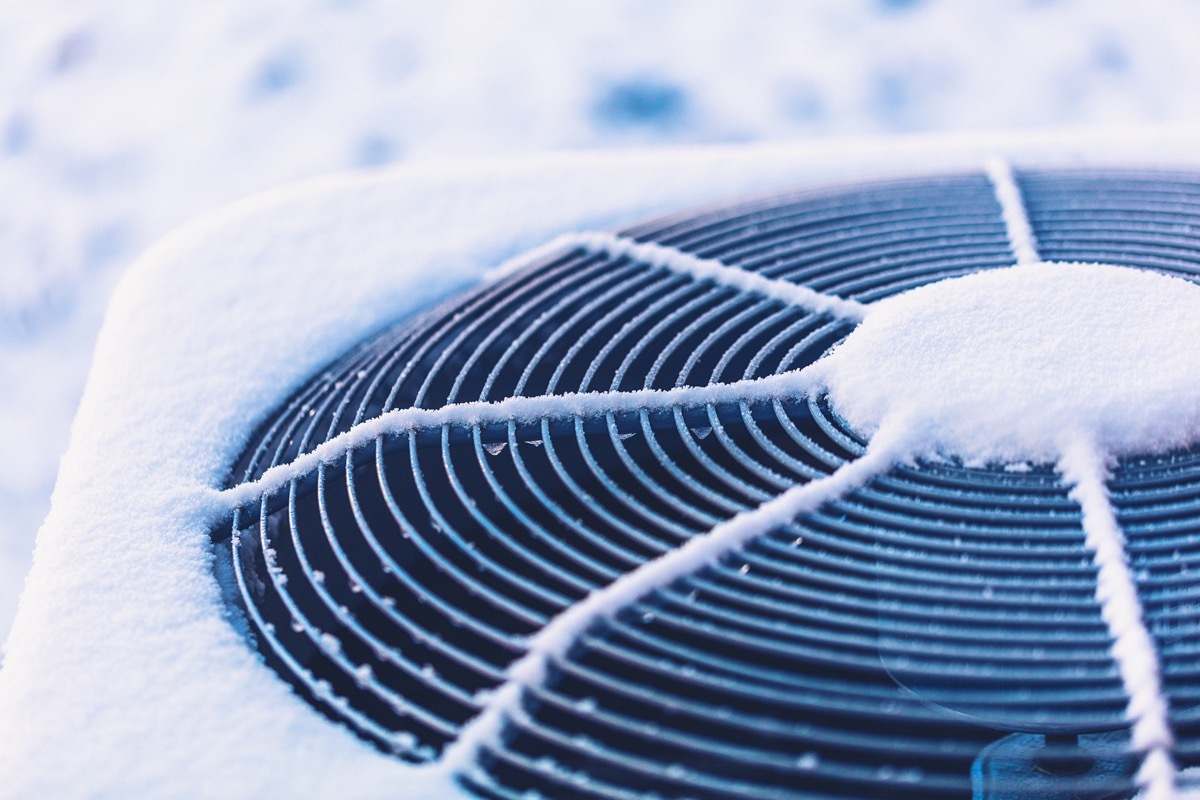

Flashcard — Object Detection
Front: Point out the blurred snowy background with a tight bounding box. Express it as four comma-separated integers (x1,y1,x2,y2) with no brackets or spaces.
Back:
1,0,1199,644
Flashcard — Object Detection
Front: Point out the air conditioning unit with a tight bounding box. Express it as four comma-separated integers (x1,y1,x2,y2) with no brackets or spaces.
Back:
3,128,1200,800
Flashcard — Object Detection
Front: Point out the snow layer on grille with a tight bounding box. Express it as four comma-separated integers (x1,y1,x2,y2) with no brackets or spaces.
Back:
439,417,913,776
217,367,825,513
4,134,1200,798
820,261,1200,464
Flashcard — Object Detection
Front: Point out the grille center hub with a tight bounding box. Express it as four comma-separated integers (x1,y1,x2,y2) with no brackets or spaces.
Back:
818,262,1200,463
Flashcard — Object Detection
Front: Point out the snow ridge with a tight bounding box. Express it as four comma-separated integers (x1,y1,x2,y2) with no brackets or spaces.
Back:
436,416,913,776
1058,433,1178,800
984,157,1040,266
494,231,868,322
216,366,824,512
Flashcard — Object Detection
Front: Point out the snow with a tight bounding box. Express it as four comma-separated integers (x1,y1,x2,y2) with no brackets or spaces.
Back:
3,130,1200,798
0,135,941,799
819,261,1200,464
0,130,1191,797
10,0,1200,645
0,0,1199,793
214,186,1200,800
219,365,826,515
569,232,868,320
815,248,1200,797
984,157,1041,266
439,415,913,777
1059,434,1177,800
215,230,859,517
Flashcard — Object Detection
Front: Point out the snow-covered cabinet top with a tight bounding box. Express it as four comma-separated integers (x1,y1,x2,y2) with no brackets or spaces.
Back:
5,130,1200,800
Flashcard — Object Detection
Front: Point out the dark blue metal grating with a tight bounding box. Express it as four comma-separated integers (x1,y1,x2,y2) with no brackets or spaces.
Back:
213,169,1200,800
621,173,1018,301
1112,449,1200,766
1019,170,1200,281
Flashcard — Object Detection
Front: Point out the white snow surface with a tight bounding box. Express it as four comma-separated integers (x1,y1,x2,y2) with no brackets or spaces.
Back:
5,131,1200,797
820,261,1200,464
1059,435,1177,800
984,156,1041,266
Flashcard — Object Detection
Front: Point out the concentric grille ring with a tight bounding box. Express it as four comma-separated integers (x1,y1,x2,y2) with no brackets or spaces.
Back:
214,168,1200,800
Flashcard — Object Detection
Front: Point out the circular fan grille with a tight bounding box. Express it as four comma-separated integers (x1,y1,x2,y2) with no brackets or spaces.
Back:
215,169,1200,800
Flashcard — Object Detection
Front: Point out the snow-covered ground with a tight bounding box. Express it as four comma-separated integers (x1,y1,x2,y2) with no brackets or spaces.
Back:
3,0,1200,642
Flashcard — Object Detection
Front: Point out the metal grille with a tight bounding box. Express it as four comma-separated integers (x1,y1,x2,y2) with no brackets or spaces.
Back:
213,169,1200,800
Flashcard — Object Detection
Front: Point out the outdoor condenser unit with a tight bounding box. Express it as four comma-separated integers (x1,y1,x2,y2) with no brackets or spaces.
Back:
5,129,1200,800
